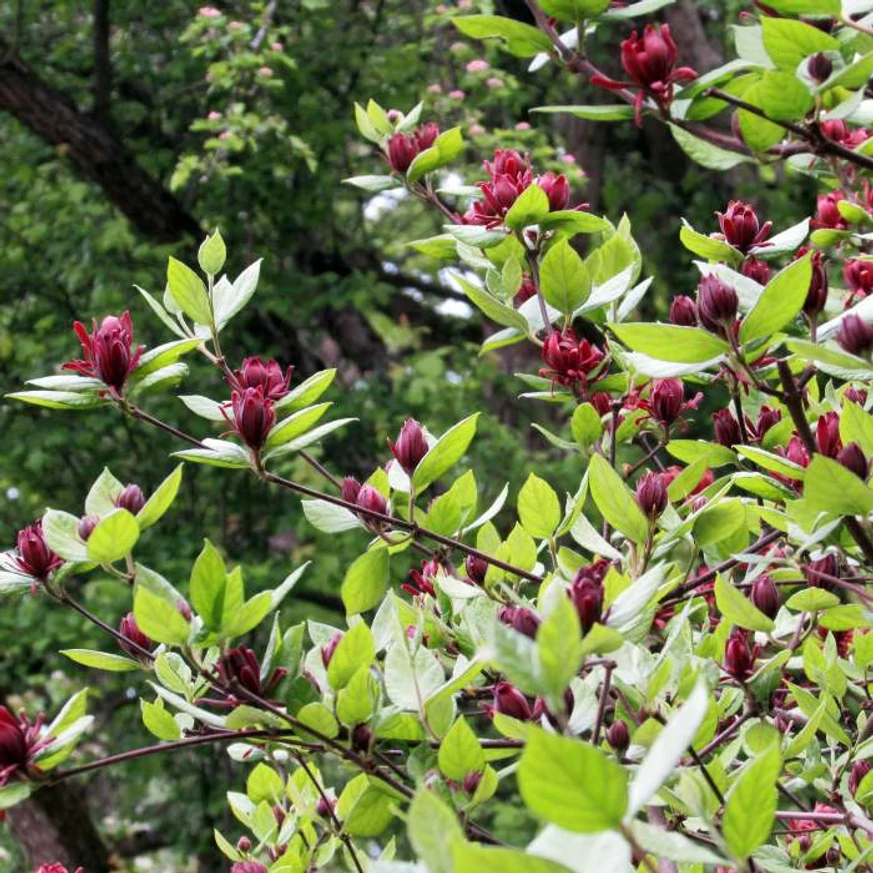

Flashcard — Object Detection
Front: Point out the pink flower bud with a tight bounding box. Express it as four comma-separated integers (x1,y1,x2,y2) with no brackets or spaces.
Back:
492,682,532,721
635,471,668,519
837,314,873,357
387,133,418,173
341,477,362,505
669,295,697,326
116,484,146,514
231,863,269,873
315,795,336,817
650,378,685,427
838,442,869,479
119,612,154,659
815,412,841,458
321,632,342,669
849,759,871,797
356,485,388,521
606,720,630,753
236,836,252,852
77,515,99,541
537,171,570,211
844,259,873,298
497,605,540,639
807,52,833,83
742,257,771,285
228,387,275,450
351,723,372,751
712,409,742,447
462,770,482,795
802,250,829,317
388,419,429,475
465,554,489,585
569,565,605,633
697,276,738,335
723,629,755,682
750,575,780,619
465,59,489,72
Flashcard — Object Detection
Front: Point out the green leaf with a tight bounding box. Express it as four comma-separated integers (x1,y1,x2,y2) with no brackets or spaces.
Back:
571,403,603,448
61,649,140,672
536,597,583,701
762,0,839,12
756,71,814,122
275,368,337,412
504,184,551,231
189,540,240,632
408,789,464,873
762,18,838,69
539,239,591,314
338,774,396,837
413,413,480,491
0,782,32,811
669,124,752,170
247,762,284,805
738,83,787,152
87,509,140,563
533,104,636,121
328,622,375,690
804,455,873,516
588,454,648,545
679,220,742,263
166,257,212,325
453,15,553,57
6,389,107,410
450,272,529,332
42,509,89,561
341,549,390,616
344,174,402,193
134,586,190,646
694,498,747,546
518,473,561,538
336,664,378,726
454,843,574,873
715,575,775,633
265,402,332,449
407,127,465,184
213,259,262,328
840,401,873,458
439,716,485,781
519,727,628,832
137,464,184,530
609,323,729,364
739,253,811,344
538,210,610,235
722,743,781,860
198,229,227,275
141,699,181,741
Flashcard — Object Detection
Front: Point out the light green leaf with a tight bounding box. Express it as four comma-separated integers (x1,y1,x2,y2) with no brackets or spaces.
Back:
609,322,729,364
408,789,464,873
454,843,574,873
504,184,551,231
413,413,480,491
342,549,390,616
739,253,811,344
534,104,636,121
137,464,184,530
539,239,591,314
588,454,649,545
804,455,873,516
715,575,775,633
198,229,227,275
134,586,190,646
167,257,212,325
722,743,781,859
61,649,140,672
518,473,561,538
453,15,553,57
87,509,140,564
328,622,375,690
439,716,485,781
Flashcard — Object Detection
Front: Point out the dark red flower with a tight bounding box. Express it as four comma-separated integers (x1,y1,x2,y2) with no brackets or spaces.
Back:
118,612,154,660
402,558,442,598
216,647,286,704
713,409,743,448
355,485,388,522
341,477,362,505
807,52,832,83
115,484,146,515
606,720,630,753
492,682,532,721
388,419,429,475
15,520,62,581
0,706,51,787
849,759,871,797
844,259,873,302
569,562,607,633
230,863,269,873
465,554,488,585
636,471,668,519
387,134,417,174
741,257,771,285
465,172,533,227
815,412,842,458
415,122,440,151
77,515,99,542
697,276,738,335
497,604,541,639
669,295,697,326
716,201,772,254
837,314,873,357
539,329,606,390
591,24,697,124
838,442,869,479
723,629,757,682
820,121,871,148
233,357,293,401
321,632,342,669
63,312,144,393
813,191,847,230
226,387,275,450
755,406,781,441
802,250,829,317
804,553,840,589
750,574,779,619
537,171,570,211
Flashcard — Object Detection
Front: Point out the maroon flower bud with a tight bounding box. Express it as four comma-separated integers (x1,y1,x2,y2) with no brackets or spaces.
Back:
697,275,739,335
514,276,538,306
849,760,871,797
118,612,154,659
716,201,772,254
814,191,848,230
77,515,99,541
321,633,342,669
387,133,418,173
807,52,833,83
217,646,286,702
63,311,145,393
233,356,293,401
465,554,488,585
462,771,482,795
0,707,30,772
539,329,605,389
650,378,685,427
537,171,570,211
236,836,252,853
315,795,336,818
227,387,275,450
569,569,604,633
723,629,756,682
606,720,630,754
231,863,269,873
115,484,146,514
815,412,842,458
492,682,532,721
15,520,62,581
176,599,193,621
415,122,440,151
838,442,869,479
351,723,372,751
846,387,868,405
486,149,528,180
741,257,771,285
635,471,668,519
837,314,873,358
669,295,698,326
755,406,781,440
341,476,362,505
355,484,388,521
750,574,780,620
844,259,873,299
388,419,429,475
497,605,541,639
803,250,829,317
805,554,840,588
712,409,743,448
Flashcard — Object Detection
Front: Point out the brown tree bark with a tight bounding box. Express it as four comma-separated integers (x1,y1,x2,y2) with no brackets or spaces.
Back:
7,783,110,872
0,33,201,244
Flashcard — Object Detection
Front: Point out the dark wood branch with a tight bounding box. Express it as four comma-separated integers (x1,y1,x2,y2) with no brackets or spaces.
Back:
92,0,112,121
0,32,201,243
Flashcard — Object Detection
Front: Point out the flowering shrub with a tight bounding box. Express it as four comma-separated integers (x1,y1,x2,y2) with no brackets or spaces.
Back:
6,1,873,871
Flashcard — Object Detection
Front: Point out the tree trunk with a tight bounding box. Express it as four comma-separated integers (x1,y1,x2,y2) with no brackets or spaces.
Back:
7,782,110,873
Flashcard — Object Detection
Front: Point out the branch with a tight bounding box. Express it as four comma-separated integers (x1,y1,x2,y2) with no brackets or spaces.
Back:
92,0,112,121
